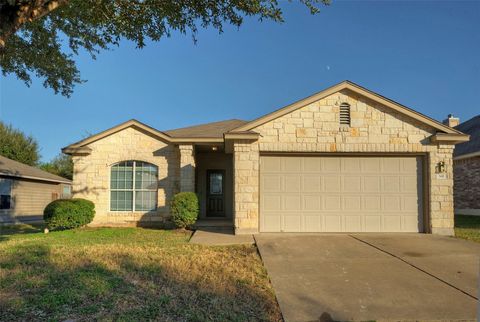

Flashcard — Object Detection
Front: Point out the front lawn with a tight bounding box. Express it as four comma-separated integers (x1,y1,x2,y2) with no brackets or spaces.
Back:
455,215,480,243
0,225,281,321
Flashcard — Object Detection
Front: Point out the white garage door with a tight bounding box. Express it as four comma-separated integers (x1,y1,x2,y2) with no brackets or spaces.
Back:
260,156,423,233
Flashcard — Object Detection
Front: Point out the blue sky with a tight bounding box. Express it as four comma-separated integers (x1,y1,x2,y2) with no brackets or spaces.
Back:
1,1,479,162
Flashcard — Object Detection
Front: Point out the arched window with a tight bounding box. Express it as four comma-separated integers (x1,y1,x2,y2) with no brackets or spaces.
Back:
110,161,158,211
339,103,351,126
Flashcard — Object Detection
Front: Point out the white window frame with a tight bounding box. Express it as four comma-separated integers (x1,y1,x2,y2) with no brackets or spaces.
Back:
110,161,158,212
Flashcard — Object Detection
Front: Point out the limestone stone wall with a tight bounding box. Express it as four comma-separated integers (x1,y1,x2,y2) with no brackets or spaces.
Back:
453,157,480,210
233,140,259,234
72,127,179,225
238,89,456,235
179,144,195,192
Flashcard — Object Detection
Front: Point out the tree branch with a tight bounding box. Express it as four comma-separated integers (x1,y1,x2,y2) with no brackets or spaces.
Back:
0,0,68,51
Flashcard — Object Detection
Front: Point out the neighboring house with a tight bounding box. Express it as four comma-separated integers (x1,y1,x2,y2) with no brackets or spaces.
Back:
0,155,72,224
63,81,468,235
448,114,480,215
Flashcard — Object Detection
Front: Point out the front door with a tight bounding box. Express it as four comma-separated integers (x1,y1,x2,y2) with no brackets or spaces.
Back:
206,170,225,217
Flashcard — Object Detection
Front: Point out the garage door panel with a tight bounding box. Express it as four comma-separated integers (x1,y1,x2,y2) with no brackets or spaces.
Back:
261,215,281,232
383,176,401,192
343,158,361,172
323,176,341,192
304,215,322,232
324,215,342,232
261,157,281,172
285,176,301,192
262,175,282,192
260,156,423,233
284,158,302,172
323,158,341,172
361,158,381,173
343,176,361,192
303,195,321,211
345,215,362,231
304,158,321,172
303,176,322,192
283,213,302,232
284,195,302,211
363,176,381,192
325,195,341,210
365,216,382,232
343,196,361,211
262,195,282,211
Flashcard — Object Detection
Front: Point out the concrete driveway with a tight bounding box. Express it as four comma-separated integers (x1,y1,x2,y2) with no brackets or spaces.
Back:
255,234,479,322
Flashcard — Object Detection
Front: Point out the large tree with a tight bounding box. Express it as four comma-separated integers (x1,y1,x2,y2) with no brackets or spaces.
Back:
0,121,40,165
0,0,329,97
40,153,73,179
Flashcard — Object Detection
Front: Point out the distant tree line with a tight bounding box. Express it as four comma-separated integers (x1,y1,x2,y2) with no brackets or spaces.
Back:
0,121,73,179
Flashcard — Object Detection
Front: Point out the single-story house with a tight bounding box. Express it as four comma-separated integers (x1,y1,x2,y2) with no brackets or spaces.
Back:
0,155,72,224
63,81,469,235
448,114,480,216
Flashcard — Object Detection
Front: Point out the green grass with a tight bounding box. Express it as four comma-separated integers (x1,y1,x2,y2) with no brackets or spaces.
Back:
0,225,281,321
455,215,480,243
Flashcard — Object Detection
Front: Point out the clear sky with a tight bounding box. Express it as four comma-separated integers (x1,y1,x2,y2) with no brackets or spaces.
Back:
1,0,479,162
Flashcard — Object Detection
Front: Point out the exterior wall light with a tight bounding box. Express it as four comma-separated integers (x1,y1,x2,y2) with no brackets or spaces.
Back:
212,146,218,151
436,161,446,173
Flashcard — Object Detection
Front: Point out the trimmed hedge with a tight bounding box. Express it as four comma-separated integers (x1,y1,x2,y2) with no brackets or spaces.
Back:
170,192,199,228
43,198,95,229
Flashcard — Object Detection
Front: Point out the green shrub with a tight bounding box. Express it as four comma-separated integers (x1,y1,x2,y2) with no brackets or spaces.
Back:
43,198,95,229
170,192,199,228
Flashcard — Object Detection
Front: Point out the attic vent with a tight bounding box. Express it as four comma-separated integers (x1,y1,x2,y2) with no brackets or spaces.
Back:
339,103,351,126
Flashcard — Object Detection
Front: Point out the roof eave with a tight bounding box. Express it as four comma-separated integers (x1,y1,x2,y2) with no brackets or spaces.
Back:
430,133,470,145
454,151,480,161
0,172,72,184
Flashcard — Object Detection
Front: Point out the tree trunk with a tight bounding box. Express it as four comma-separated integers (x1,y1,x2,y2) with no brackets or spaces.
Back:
0,0,68,53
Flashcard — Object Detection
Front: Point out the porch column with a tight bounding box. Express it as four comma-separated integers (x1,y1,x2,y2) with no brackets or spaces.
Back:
233,140,259,234
179,144,196,192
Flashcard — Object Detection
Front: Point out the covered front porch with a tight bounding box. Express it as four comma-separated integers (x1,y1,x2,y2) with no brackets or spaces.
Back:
179,143,235,229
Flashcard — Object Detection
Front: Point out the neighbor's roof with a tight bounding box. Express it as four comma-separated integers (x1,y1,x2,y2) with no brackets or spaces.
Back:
164,119,248,138
0,155,71,184
454,115,480,158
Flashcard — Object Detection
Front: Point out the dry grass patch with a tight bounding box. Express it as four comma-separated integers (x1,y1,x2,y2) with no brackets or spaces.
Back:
0,226,281,321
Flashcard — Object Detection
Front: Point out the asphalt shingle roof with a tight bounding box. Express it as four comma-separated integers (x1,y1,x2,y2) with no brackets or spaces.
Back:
0,155,71,184
164,119,248,138
454,115,480,157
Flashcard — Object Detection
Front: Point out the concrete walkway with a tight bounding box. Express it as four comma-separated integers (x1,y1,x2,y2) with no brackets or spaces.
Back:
255,233,479,322
189,228,254,246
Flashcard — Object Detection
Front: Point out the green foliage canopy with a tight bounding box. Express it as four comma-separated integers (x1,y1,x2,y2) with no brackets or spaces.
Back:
0,0,329,97
40,153,73,179
0,121,40,166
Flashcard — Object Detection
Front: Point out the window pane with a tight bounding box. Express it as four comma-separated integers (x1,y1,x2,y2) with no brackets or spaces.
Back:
110,191,118,211
135,162,158,190
135,191,156,211
110,190,133,211
0,179,12,195
0,195,11,209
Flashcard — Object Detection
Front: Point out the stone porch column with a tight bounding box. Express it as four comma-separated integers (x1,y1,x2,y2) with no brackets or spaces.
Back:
429,144,455,236
179,144,196,192
233,140,259,234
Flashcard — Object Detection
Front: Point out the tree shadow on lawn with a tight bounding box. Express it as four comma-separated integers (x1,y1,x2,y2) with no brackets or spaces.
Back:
0,242,281,321
0,224,44,243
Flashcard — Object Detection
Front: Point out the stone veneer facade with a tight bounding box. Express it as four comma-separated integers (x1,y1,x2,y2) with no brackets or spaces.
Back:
72,127,180,225
453,157,480,210
70,89,457,234
234,89,455,235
